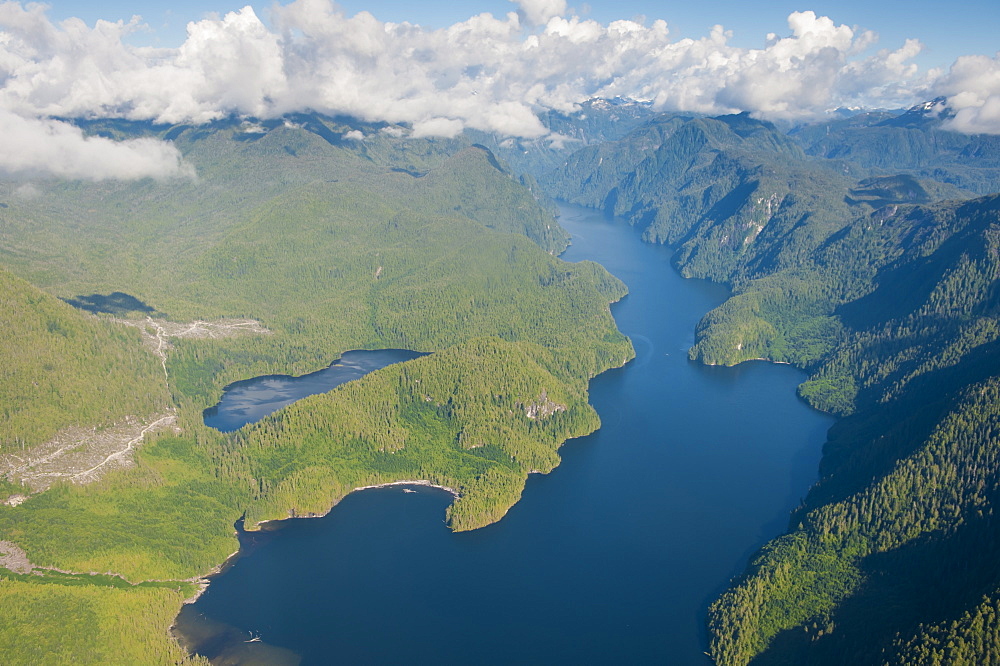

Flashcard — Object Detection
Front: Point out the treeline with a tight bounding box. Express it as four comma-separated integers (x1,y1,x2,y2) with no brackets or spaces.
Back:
0,430,251,580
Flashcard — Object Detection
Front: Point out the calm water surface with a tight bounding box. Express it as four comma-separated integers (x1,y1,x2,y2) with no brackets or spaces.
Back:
203,349,426,432
183,204,835,664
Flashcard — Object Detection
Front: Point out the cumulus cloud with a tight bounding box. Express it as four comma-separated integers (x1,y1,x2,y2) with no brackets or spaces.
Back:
934,54,1000,134
0,0,998,167
0,109,193,180
510,0,566,26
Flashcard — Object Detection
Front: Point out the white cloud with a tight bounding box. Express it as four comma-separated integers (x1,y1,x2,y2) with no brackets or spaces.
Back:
934,54,1000,134
14,182,39,198
510,0,566,26
0,0,997,159
412,117,465,138
0,109,193,180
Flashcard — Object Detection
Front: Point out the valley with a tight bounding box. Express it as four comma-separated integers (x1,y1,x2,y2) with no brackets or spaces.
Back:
1,99,1000,665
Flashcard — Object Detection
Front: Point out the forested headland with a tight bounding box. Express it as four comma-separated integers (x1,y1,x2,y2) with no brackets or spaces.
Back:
0,115,631,663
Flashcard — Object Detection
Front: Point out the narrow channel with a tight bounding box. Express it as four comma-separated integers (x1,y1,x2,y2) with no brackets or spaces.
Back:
180,203,834,664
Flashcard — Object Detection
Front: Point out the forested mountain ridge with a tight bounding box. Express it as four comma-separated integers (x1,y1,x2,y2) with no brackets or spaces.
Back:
534,105,1000,664
548,112,897,284
707,193,1000,665
0,115,632,663
544,111,977,371
790,99,1000,195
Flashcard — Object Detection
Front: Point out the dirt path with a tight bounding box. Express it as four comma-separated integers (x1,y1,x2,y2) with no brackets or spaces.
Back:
1,317,270,498
121,316,271,384
2,413,179,494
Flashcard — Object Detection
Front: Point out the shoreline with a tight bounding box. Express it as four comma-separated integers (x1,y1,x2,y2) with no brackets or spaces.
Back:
252,479,459,530
179,543,243,606
181,576,213,605
189,481,461,594
172,480,459,638
350,479,459,497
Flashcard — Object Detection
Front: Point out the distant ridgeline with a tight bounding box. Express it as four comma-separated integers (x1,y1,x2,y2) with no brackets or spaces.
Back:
543,105,1000,664
0,113,631,663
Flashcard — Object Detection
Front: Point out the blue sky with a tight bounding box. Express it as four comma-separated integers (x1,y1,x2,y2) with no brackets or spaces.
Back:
43,0,999,71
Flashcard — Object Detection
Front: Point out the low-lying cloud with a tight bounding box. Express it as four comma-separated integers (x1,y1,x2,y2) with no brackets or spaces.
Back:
936,54,1000,135
0,109,193,180
0,0,998,180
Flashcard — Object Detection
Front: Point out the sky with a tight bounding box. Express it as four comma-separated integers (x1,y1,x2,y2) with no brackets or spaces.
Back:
0,0,998,179
40,0,999,70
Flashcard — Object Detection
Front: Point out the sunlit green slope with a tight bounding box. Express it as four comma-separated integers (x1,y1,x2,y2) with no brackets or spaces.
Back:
0,267,170,459
0,115,632,664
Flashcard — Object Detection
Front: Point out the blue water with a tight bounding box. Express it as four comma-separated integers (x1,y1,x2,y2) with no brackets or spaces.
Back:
203,349,427,432
183,204,834,664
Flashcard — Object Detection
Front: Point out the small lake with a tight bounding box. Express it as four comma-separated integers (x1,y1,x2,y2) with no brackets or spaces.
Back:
203,349,427,432
181,203,834,664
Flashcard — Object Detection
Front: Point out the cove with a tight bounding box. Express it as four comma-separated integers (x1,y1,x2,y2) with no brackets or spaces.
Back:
180,203,835,664
203,349,427,432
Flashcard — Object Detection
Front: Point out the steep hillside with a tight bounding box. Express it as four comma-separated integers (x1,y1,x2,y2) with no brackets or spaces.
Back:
546,112,867,285
791,100,1000,195
547,112,972,370
0,115,632,664
0,268,169,466
540,106,1000,664
707,195,1000,664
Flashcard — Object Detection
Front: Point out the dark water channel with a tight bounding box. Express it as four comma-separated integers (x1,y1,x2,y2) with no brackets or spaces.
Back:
180,204,834,664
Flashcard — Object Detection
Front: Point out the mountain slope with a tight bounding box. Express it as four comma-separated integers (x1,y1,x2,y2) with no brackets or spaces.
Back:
539,107,1000,664
0,267,169,464
708,194,1000,665
791,100,1000,195
0,115,632,663
546,112,862,285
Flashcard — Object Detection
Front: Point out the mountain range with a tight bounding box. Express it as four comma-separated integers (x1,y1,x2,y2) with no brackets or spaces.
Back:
3,99,1000,664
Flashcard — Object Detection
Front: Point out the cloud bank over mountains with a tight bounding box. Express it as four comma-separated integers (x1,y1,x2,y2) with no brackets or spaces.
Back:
0,109,195,180
937,55,1000,135
0,0,998,178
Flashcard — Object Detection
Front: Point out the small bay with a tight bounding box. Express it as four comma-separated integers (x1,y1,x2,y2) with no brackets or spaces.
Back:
182,203,834,664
